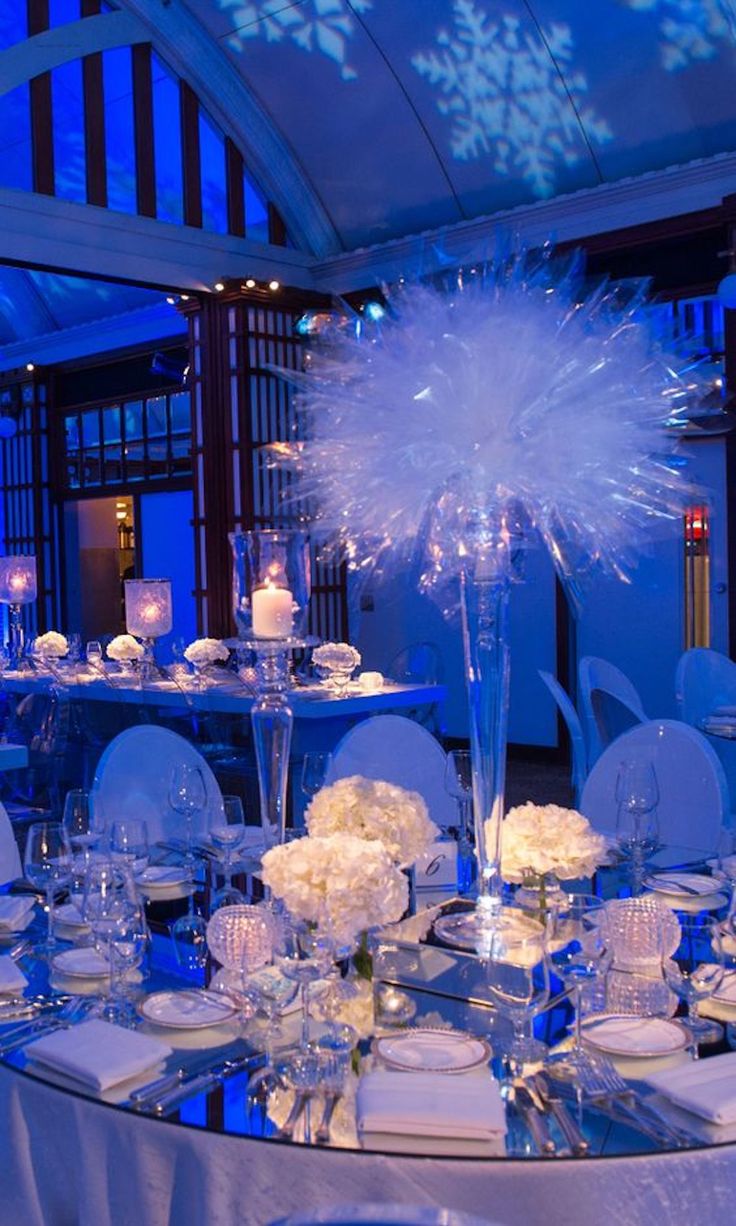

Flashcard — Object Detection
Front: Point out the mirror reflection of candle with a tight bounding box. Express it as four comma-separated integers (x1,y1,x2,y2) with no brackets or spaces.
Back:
252,578,293,639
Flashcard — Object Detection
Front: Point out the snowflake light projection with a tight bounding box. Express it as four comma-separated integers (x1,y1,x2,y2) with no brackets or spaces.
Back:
412,0,611,199
217,0,371,80
620,0,735,71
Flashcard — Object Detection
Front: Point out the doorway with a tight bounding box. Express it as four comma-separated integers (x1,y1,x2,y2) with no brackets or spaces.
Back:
63,496,136,642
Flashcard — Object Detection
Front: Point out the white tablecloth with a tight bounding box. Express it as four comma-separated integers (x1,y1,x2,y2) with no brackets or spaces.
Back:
2,1064,736,1226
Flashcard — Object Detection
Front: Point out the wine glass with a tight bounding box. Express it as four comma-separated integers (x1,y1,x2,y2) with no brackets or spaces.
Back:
82,861,139,1019
86,640,103,671
276,919,329,1049
444,749,475,892
662,914,725,1055
24,822,72,954
168,763,207,867
546,893,611,1074
110,818,149,867
171,911,208,973
479,908,549,1072
301,752,332,801
615,757,659,893
62,789,100,856
209,796,247,911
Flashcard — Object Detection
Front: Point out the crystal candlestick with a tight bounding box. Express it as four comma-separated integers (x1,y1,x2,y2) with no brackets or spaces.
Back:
124,578,172,680
0,555,37,669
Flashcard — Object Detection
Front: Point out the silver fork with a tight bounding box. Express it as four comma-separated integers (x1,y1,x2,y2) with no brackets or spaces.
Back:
0,997,91,1056
581,1052,700,1147
550,1053,697,1147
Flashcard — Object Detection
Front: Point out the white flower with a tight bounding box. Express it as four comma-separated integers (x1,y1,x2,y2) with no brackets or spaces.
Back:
312,977,374,1040
183,637,230,666
33,631,68,658
312,642,361,674
106,634,144,662
261,833,408,948
306,775,439,867
495,802,608,883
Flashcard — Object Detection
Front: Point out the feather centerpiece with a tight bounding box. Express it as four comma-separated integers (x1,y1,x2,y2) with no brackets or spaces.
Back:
275,252,695,607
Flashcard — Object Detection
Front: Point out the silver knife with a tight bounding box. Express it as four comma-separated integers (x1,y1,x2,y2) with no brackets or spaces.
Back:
513,1082,556,1156
531,1072,589,1156
146,1053,263,1116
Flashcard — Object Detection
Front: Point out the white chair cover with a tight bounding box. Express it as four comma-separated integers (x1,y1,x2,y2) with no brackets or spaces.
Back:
91,726,224,844
676,648,736,822
580,719,728,854
538,671,587,805
325,715,456,831
578,655,647,767
0,801,21,883
269,1206,499,1225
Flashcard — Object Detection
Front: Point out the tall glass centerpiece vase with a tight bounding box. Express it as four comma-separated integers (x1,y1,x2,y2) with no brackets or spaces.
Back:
0,555,37,670
124,578,172,681
230,529,311,849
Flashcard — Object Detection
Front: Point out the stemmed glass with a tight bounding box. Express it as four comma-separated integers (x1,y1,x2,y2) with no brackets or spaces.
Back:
209,796,247,910
479,908,549,1071
83,861,147,1021
546,893,611,1074
168,763,206,868
171,911,209,973
662,914,725,1056
86,640,103,672
110,819,149,868
616,758,659,894
24,822,72,954
444,749,475,892
301,752,332,802
276,919,330,1049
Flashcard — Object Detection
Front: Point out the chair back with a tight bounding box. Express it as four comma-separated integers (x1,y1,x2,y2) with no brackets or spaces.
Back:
326,714,456,830
0,799,21,883
675,647,736,727
580,719,728,854
385,641,444,686
91,725,224,843
538,671,587,805
578,655,647,767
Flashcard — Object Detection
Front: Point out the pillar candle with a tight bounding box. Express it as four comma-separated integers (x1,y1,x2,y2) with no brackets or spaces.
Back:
252,583,293,638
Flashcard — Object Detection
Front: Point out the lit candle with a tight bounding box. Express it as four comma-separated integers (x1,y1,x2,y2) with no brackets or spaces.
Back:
252,581,293,638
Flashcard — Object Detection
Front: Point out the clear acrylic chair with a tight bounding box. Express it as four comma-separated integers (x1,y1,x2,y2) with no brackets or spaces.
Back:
268,1205,499,1225
538,670,587,805
676,647,736,823
385,641,445,735
578,655,647,768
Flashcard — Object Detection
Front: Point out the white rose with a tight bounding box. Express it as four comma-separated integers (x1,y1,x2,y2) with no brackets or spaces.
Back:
106,634,144,662
305,775,439,867
312,642,361,673
184,637,230,666
33,631,68,658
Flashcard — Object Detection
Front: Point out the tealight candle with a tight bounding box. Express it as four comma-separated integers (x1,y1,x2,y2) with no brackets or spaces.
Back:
252,581,293,639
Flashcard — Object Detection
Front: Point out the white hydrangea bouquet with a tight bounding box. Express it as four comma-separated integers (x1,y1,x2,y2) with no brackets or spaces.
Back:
261,832,408,949
305,775,439,868
183,637,230,667
496,802,608,886
106,634,144,663
33,631,68,659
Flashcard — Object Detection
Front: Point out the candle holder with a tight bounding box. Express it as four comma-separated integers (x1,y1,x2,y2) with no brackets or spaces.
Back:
124,578,172,680
0,555,37,669
230,529,312,848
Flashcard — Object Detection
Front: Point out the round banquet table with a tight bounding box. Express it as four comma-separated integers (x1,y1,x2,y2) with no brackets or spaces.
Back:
2,1057,736,1226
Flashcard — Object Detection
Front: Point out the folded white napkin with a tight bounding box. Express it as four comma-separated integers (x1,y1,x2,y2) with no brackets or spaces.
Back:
26,1019,173,1091
646,1051,736,1125
356,1069,506,1140
0,957,27,994
0,896,34,931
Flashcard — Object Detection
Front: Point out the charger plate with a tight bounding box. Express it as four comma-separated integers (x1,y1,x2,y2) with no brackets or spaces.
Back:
139,989,237,1029
581,1014,689,1058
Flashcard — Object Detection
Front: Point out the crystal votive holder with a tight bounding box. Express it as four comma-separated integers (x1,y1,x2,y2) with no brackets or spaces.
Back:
206,904,273,973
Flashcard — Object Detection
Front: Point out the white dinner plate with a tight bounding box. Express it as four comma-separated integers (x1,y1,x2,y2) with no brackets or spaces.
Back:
135,867,190,891
138,989,237,1029
581,1014,689,1058
643,872,719,898
373,1028,491,1074
54,903,89,930
51,947,111,979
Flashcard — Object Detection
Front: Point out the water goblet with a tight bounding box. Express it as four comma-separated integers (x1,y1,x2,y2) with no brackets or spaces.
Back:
615,757,659,894
662,914,725,1055
85,640,103,671
478,908,549,1072
24,821,72,954
444,749,475,892
82,861,137,1019
171,911,209,973
301,752,332,800
546,893,611,1074
209,796,248,910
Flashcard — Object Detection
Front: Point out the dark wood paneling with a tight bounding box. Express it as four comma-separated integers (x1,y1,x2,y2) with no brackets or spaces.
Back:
28,0,54,197
83,49,106,206
268,203,287,248
132,44,155,218
225,138,245,238
180,81,202,230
